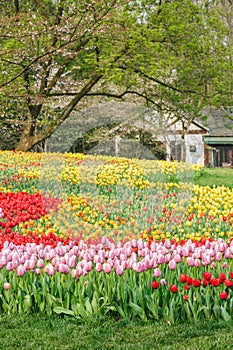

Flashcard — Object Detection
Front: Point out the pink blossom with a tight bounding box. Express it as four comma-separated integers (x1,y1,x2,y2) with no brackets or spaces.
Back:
160,278,167,286
174,254,181,263
4,282,10,290
157,254,165,264
44,263,55,276
37,258,44,268
168,259,176,270
95,263,102,272
154,267,161,278
103,263,112,273
165,253,172,263
187,257,195,267
115,265,124,275
67,256,76,268
17,265,26,276
215,252,222,261
6,262,13,270
224,248,232,259
164,240,171,249
58,263,70,274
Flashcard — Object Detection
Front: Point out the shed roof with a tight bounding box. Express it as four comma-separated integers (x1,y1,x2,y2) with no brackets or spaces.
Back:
199,107,233,137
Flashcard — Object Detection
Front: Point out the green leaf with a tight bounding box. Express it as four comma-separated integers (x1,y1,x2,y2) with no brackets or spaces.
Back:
85,299,93,315
53,307,75,317
221,306,231,321
129,302,147,321
24,295,32,313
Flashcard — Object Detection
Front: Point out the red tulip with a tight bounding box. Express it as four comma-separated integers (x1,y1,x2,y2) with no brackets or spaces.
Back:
202,278,209,286
203,271,212,281
179,273,187,283
151,281,160,289
186,276,193,285
211,278,220,287
219,273,226,282
224,279,232,287
219,291,228,300
192,279,201,287
170,284,178,293
184,285,190,291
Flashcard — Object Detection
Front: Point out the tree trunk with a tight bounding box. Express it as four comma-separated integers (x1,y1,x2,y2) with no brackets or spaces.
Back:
181,132,186,162
15,74,102,152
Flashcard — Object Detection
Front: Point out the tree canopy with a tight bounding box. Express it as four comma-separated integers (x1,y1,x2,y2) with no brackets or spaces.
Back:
0,0,232,151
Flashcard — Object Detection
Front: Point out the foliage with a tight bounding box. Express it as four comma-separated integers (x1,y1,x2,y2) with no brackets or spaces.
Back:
1,1,233,151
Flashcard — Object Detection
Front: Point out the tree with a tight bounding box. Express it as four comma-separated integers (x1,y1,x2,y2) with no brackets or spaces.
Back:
0,0,232,153
119,0,233,160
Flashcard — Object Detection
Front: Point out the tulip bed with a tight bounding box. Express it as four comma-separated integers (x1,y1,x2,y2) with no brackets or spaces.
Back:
0,150,233,323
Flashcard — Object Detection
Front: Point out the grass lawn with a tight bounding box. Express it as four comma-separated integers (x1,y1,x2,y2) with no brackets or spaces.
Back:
0,314,233,350
195,167,233,188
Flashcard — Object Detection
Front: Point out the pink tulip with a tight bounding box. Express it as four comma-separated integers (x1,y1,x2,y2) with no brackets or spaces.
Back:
103,263,112,273
168,259,176,270
4,282,10,290
115,265,124,275
187,257,195,267
95,263,102,272
17,265,26,276
157,254,165,264
59,263,70,274
165,254,171,263
93,254,101,264
160,278,167,286
44,263,55,276
174,254,181,263
67,256,75,268
154,267,161,278
215,252,222,261
37,258,44,268
6,262,13,270
224,248,232,259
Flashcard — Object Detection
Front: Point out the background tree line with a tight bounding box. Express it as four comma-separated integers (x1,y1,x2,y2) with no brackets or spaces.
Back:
0,0,233,152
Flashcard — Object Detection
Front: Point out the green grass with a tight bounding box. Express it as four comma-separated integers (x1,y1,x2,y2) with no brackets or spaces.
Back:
195,167,233,188
0,314,233,350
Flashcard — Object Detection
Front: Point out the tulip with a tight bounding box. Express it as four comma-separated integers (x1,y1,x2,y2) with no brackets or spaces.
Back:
168,259,176,270
44,263,55,276
160,278,167,286
95,263,102,272
192,279,201,287
203,271,212,281
170,284,178,293
180,274,187,283
153,267,161,278
4,282,10,290
37,258,44,268
17,265,26,276
151,280,159,289
115,265,124,275
224,279,232,287
103,263,112,273
219,291,228,300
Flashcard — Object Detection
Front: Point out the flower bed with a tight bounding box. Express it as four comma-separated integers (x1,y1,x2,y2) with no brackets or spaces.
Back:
0,150,233,322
